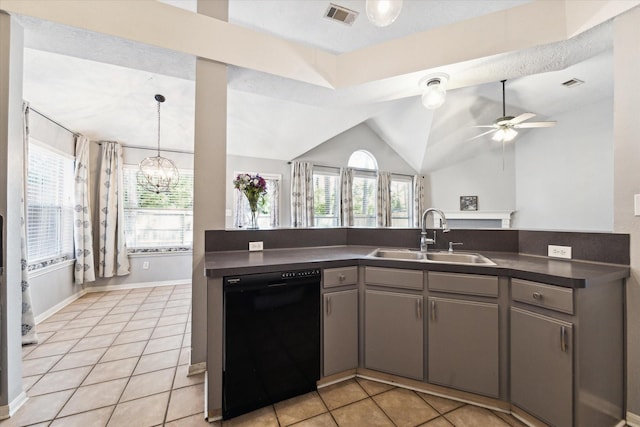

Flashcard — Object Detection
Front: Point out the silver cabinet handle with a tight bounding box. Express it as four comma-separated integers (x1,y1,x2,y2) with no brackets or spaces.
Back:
416,299,422,319
326,295,331,315
339,274,346,282
430,300,436,321
560,326,567,352
533,292,543,300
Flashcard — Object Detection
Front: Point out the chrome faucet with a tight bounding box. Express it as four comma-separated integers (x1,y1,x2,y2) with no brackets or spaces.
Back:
420,208,450,252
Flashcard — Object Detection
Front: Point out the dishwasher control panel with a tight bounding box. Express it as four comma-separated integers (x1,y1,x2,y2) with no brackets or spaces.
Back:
281,269,321,279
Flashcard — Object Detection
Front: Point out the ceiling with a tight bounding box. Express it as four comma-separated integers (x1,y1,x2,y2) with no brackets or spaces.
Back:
16,0,616,173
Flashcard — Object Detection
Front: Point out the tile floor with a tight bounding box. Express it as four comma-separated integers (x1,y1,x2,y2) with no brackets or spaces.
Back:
1,285,529,427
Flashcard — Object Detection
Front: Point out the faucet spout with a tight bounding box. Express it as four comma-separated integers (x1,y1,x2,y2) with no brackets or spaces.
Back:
420,208,450,252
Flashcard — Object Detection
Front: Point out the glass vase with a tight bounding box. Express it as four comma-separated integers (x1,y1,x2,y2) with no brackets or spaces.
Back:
246,193,259,229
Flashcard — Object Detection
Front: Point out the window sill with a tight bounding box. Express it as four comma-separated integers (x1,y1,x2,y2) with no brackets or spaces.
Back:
128,248,192,257
28,258,75,278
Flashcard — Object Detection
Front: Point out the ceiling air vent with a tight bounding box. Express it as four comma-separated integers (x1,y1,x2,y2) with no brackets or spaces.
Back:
562,78,585,88
325,3,359,26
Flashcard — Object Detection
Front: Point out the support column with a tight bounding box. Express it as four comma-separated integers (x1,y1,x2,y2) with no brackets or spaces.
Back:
191,1,228,371
0,11,26,417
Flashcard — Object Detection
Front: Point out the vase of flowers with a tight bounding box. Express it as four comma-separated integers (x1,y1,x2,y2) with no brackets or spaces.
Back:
233,173,267,229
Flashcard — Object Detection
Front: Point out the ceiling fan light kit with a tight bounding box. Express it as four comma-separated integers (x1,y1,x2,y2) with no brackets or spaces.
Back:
471,79,557,142
365,0,403,27
138,94,180,194
419,73,449,109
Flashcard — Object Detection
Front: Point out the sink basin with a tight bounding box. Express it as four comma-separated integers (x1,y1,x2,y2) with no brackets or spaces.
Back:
426,251,496,265
368,248,495,265
369,249,427,260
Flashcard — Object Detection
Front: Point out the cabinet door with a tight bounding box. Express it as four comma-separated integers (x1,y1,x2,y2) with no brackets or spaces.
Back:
323,289,358,376
428,297,499,397
365,290,423,380
511,307,573,427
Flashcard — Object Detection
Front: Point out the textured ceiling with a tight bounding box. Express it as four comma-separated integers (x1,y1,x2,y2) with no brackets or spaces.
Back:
16,0,615,173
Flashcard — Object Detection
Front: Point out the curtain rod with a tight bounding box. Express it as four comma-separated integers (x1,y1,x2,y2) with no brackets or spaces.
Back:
29,107,80,137
287,161,414,178
95,140,194,155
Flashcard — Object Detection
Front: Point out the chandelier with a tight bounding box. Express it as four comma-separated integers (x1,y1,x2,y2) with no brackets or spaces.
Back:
138,94,179,194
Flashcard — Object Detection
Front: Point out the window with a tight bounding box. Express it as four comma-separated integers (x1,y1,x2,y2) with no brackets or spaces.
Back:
349,150,378,227
123,166,193,249
313,167,340,227
26,141,75,265
390,175,413,227
234,173,280,228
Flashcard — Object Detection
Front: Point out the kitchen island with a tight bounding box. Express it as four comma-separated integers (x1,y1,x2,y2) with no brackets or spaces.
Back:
201,228,629,426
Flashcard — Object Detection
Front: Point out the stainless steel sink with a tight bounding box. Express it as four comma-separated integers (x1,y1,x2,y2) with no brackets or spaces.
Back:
426,251,496,265
368,248,495,265
369,249,427,260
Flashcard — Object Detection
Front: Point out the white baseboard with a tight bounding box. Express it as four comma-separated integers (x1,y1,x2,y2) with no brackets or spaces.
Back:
0,391,28,420
627,411,640,427
86,279,191,293
35,289,88,324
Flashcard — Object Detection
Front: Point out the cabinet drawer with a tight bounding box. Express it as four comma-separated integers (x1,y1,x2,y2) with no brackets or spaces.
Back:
365,267,423,290
428,272,498,297
324,266,358,288
512,279,574,315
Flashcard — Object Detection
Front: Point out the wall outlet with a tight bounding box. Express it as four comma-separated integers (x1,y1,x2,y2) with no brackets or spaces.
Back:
142,261,150,270
548,245,572,259
249,241,263,252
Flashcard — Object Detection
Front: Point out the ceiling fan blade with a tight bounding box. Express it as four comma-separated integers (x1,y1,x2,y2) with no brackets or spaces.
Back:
469,129,498,141
473,125,498,128
515,121,557,128
509,112,536,124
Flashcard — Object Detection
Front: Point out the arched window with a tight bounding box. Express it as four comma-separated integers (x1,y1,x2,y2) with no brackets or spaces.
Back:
348,150,377,226
348,150,378,170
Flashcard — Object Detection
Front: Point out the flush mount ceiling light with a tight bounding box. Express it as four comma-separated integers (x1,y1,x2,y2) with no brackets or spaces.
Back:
365,0,403,27
419,73,449,109
138,94,180,194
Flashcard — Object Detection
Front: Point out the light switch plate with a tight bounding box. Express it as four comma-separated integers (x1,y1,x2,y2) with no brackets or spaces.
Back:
249,241,263,252
548,245,572,259
635,194,640,216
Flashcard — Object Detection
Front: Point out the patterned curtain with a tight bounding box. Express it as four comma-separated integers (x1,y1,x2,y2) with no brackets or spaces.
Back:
268,178,280,228
376,171,392,227
21,103,38,345
73,135,96,284
290,162,314,227
98,142,130,278
413,175,425,227
339,167,354,227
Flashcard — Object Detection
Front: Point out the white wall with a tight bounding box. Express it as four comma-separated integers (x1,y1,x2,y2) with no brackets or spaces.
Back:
295,122,417,174
613,6,640,417
514,97,613,231
427,143,516,212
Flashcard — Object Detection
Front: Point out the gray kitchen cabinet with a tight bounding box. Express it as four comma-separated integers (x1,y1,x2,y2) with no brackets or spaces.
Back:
510,306,573,427
323,289,358,376
364,289,423,380
428,297,499,398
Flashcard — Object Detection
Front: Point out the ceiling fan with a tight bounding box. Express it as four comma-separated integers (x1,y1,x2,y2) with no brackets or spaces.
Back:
470,80,557,143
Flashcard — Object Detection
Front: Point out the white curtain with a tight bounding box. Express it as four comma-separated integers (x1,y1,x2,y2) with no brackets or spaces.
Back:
290,162,314,227
340,167,354,227
98,142,130,278
413,174,425,227
21,103,38,345
377,171,392,227
73,136,96,284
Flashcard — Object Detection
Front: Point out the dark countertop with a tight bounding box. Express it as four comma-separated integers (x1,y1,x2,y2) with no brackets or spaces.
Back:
205,245,629,288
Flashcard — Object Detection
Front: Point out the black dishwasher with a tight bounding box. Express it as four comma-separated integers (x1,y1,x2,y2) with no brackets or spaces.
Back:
223,269,321,419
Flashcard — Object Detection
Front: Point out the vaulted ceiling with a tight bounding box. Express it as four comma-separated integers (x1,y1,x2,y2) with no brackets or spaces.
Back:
14,0,625,173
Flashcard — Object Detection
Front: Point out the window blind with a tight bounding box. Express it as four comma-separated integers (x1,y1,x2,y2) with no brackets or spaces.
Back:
26,142,75,263
123,166,194,249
